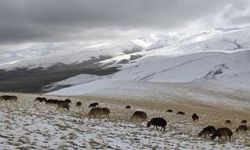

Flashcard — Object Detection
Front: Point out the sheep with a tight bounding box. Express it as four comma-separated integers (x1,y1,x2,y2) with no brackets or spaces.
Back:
225,120,232,126
76,102,82,107
57,100,71,111
0,95,18,102
236,125,248,133
192,113,199,121
147,117,167,131
65,99,71,104
88,107,102,118
211,127,233,143
130,111,147,121
125,106,131,109
241,120,247,124
88,102,99,108
198,126,216,138
167,109,173,113
34,97,46,102
88,107,110,118
177,111,185,115
45,99,59,105
102,107,110,118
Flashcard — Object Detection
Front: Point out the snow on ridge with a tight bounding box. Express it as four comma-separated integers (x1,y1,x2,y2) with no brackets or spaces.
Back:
2,27,250,70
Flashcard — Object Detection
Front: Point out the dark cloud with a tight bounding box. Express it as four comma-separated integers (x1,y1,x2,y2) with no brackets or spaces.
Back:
0,0,249,46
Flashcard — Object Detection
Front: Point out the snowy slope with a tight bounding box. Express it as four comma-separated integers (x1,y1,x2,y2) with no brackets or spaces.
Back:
112,50,250,84
43,74,106,92
49,50,250,110
51,50,250,90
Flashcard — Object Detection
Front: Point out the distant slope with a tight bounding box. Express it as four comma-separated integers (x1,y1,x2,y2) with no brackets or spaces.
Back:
49,50,250,109
112,50,250,85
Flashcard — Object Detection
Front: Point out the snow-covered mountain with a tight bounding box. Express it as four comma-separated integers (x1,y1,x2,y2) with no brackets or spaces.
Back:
1,26,250,96
49,50,250,110
45,27,250,109
1,26,250,70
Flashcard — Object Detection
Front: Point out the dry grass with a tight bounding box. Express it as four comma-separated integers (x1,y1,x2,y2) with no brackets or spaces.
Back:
1,92,249,127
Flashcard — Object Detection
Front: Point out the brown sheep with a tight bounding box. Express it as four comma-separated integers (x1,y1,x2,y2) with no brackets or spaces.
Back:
211,128,233,143
147,117,167,131
88,107,110,118
130,111,147,121
241,120,247,124
88,102,99,108
236,125,248,133
225,120,232,126
0,95,17,102
76,102,82,107
57,100,70,111
198,126,216,138
102,107,110,118
192,113,199,121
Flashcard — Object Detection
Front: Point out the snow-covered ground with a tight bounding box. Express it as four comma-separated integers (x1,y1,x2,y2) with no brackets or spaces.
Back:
43,74,106,92
0,94,249,149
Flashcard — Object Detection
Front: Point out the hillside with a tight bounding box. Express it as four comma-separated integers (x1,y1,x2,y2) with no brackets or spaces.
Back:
1,27,250,93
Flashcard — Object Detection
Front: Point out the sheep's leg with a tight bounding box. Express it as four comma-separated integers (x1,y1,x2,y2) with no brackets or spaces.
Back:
218,136,222,143
229,136,231,142
156,126,158,130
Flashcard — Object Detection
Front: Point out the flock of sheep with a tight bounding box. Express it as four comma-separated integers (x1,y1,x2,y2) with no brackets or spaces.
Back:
1,94,249,144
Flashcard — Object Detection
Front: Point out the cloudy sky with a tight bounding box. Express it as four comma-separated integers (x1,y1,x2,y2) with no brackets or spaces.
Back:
0,0,250,53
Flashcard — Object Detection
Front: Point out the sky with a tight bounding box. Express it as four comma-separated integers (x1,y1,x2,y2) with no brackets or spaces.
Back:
0,0,250,54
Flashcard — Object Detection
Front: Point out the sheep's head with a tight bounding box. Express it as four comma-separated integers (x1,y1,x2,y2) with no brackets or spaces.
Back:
210,134,216,141
198,131,203,137
147,121,151,128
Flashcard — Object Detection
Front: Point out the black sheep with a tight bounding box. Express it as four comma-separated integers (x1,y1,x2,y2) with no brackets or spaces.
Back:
177,111,185,115
236,125,248,133
211,127,233,143
88,102,99,108
198,126,216,138
125,106,131,109
76,102,82,107
167,109,173,113
192,113,199,121
147,117,167,131
0,95,18,102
